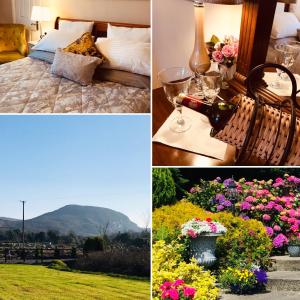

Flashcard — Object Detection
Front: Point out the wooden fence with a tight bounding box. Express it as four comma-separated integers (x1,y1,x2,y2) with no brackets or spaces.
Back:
0,246,82,263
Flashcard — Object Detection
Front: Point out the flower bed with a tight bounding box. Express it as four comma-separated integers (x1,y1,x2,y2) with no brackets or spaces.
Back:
186,175,300,251
153,201,271,269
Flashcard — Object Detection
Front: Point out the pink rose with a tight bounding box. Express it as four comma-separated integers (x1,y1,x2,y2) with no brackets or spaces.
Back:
212,50,224,63
273,225,281,231
221,45,235,58
263,214,271,221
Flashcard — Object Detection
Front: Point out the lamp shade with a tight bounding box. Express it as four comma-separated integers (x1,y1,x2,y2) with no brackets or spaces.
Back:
31,6,51,22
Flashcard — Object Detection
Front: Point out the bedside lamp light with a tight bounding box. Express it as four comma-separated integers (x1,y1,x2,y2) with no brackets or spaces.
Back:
189,0,243,74
31,6,51,38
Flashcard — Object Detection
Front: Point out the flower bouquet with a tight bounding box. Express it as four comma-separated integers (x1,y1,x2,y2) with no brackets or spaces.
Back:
207,35,239,88
219,265,268,294
160,280,196,300
181,218,227,238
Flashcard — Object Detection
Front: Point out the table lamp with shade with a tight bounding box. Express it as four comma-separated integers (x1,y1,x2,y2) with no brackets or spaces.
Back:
189,0,243,75
31,6,51,39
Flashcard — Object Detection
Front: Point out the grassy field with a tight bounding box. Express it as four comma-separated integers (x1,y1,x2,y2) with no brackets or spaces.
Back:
0,264,150,300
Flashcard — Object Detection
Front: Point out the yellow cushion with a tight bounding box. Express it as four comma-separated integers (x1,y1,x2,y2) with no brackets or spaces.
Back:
63,32,104,60
0,51,25,64
0,24,28,59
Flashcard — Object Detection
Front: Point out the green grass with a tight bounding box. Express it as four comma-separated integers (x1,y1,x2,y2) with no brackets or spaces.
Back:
0,264,150,300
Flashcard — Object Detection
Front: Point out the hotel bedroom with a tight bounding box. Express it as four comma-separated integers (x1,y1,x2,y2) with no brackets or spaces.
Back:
152,0,300,167
0,0,150,113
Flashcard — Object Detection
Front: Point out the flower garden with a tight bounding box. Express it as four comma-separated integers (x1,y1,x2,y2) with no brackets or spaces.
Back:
152,169,300,300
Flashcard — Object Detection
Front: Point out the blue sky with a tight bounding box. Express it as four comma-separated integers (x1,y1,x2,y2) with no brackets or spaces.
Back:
0,115,150,227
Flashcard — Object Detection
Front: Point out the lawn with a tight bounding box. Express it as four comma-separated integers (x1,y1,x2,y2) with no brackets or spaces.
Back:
0,264,150,300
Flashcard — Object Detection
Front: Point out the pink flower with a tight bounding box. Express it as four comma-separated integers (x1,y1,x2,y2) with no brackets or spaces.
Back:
245,196,256,202
288,209,296,217
183,286,196,298
209,223,217,233
160,281,172,291
173,279,184,287
263,214,271,221
291,224,299,232
280,216,288,222
274,204,284,212
266,226,274,237
212,50,224,63
187,229,197,238
169,288,179,300
273,233,288,248
273,225,281,232
222,44,234,58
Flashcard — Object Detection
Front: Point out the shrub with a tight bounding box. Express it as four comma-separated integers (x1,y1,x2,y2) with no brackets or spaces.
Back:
152,240,219,300
186,175,300,250
153,201,272,269
48,259,70,271
75,247,150,277
83,236,104,253
153,168,176,209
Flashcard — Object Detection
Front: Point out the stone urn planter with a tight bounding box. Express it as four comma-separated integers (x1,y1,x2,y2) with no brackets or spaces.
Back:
190,233,223,267
181,217,227,267
288,244,300,257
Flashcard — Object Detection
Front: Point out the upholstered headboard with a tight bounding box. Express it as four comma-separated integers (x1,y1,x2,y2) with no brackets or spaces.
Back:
54,17,150,39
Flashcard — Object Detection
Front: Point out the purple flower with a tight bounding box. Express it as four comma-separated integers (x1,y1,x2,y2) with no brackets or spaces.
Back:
240,201,251,210
217,205,225,211
223,178,235,187
215,194,226,204
214,177,222,183
242,215,250,220
223,200,232,207
265,226,274,237
254,269,268,284
272,233,288,248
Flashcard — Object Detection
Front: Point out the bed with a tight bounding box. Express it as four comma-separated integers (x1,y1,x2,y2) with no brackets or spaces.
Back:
0,17,150,113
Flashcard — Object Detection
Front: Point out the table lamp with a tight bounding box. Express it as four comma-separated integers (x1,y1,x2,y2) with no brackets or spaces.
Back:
31,6,51,39
189,0,243,74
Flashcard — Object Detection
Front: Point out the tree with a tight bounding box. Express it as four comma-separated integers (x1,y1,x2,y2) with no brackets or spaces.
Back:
83,237,104,253
47,230,59,244
152,168,176,209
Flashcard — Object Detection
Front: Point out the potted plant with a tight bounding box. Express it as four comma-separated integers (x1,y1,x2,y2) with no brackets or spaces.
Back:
181,217,227,266
288,236,300,257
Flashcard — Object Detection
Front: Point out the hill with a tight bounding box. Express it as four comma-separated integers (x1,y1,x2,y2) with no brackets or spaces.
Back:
0,205,141,236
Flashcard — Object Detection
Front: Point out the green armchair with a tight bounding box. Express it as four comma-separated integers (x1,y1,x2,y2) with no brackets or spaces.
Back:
0,24,28,64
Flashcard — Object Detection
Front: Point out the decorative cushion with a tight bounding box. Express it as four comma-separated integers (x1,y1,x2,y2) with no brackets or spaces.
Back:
51,48,102,86
107,24,150,43
63,32,104,60
95,38,150,76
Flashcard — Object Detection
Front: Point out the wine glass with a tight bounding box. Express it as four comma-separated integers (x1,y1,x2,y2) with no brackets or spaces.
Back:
200,74,221,104
271,42,300,89
158,67,194,133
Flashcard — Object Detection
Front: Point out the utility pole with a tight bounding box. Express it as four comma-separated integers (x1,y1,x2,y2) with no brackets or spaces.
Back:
20,201,26,262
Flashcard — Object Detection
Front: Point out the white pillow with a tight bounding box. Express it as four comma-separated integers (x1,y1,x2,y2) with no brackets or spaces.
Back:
271,12,300,39
107,24,150,43
32,29,84,53
59,20,94,35
95,38,150,76
290,1,300,21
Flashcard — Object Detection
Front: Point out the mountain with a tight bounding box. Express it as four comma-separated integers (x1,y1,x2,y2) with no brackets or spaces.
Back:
0,205,141,236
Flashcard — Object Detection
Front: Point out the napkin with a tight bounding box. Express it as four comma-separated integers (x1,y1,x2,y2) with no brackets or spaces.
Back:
264,72,300,96
153,106,228,160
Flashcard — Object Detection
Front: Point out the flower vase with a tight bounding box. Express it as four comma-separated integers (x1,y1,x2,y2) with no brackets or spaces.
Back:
190,233,223,267
219,64,236,89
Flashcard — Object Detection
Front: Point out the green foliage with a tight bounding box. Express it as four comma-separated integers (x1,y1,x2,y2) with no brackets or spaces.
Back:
54,246,60,258
152,168,176,209
83,236,104,253
48,260,70,271
169,168,189,200
153,201,272,269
